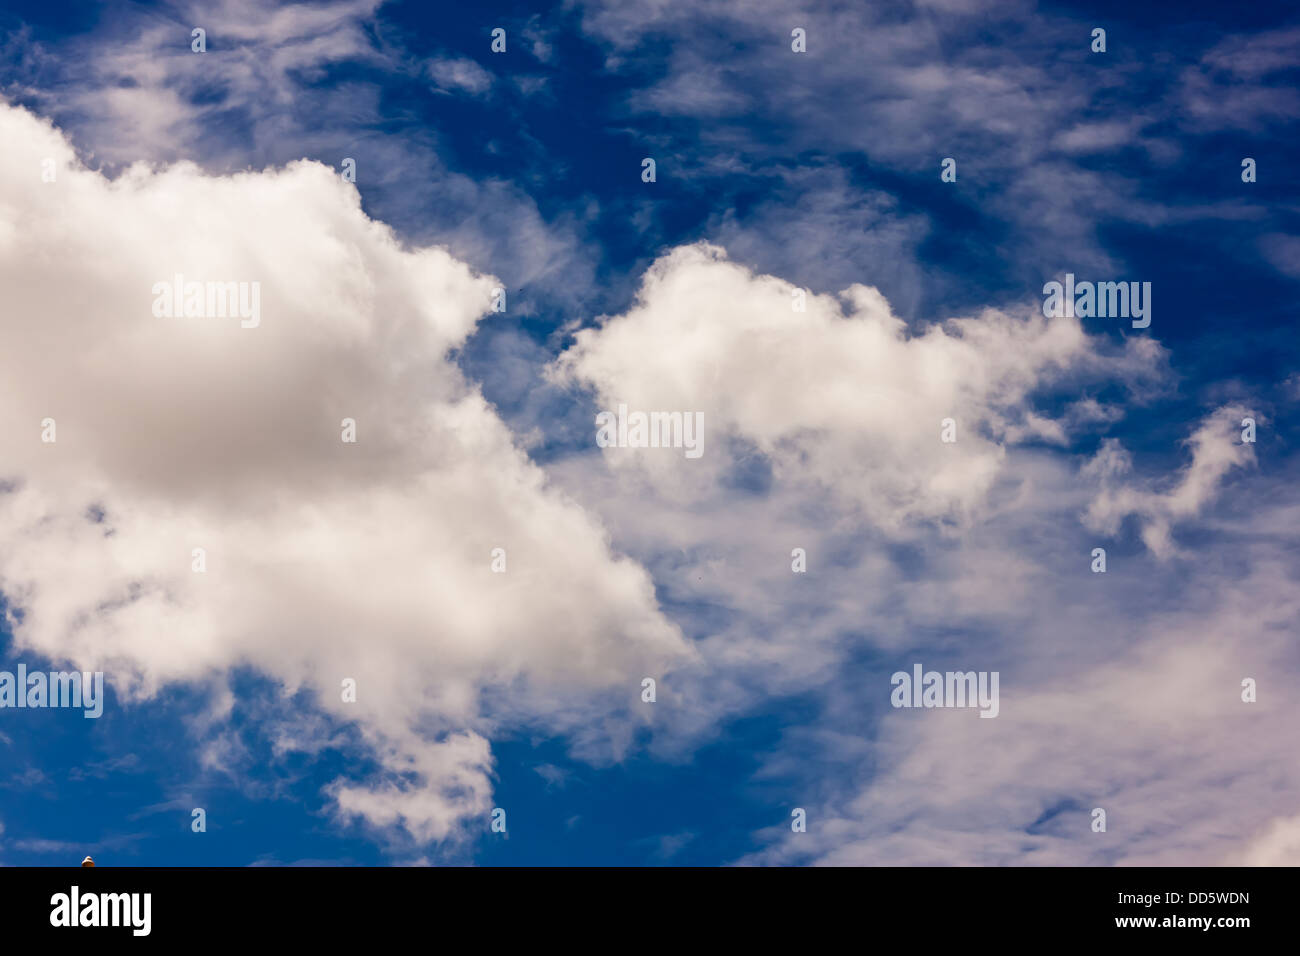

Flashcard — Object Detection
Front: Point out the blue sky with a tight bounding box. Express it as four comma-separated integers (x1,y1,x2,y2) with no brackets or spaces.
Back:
0,0,1298,866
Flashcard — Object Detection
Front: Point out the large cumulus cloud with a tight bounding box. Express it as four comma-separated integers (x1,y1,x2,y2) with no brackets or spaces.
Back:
0,100,690,844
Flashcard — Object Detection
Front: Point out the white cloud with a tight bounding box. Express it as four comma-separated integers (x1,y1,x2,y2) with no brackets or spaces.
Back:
1259,233,1300,280
1083,404,1256,558
1178,28,1300,131
743,545,1300,866
1234,813,1300,866
548,242,1300,867
427,57,493,96
573,0,1284,288
543,244,1157,751
553,242,1161,532
0,100,691,845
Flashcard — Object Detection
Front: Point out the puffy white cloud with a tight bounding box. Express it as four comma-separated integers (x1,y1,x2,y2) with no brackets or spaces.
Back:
552,242,1161,532
0,100,690,844
546,245,1145,746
